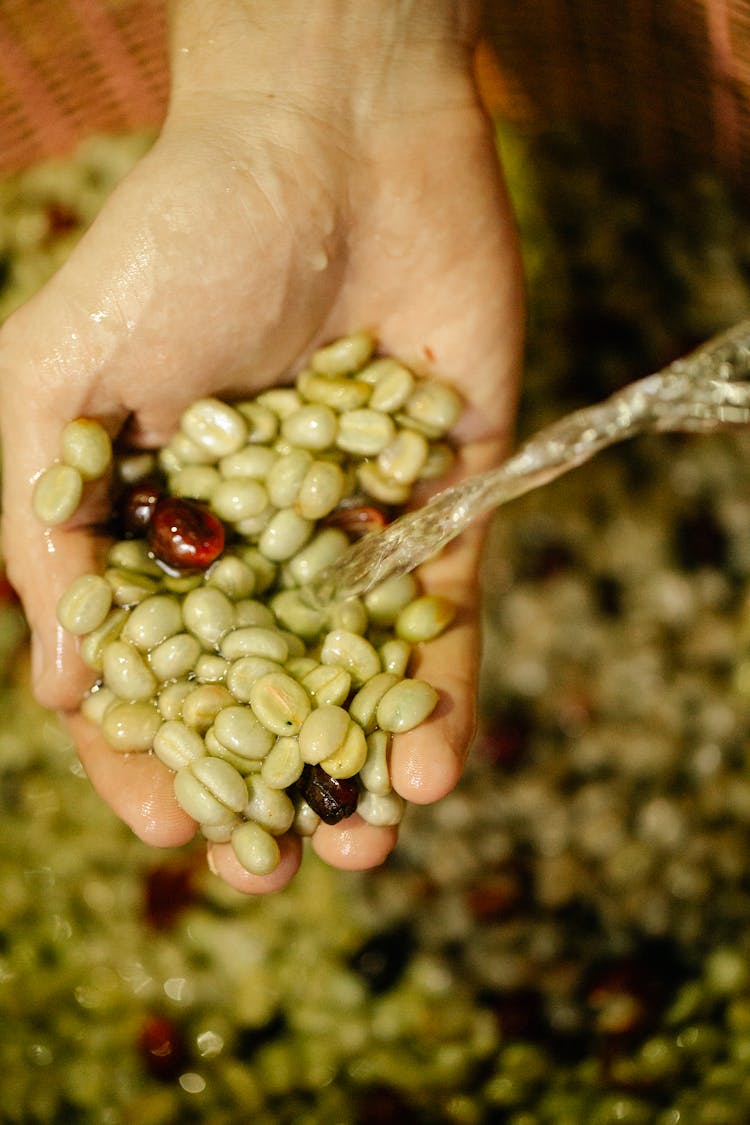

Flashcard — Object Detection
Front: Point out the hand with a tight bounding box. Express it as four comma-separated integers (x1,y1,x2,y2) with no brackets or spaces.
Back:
0,0,524,893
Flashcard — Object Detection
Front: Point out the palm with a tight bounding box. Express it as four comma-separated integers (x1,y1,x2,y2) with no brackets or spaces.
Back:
0,93,523,893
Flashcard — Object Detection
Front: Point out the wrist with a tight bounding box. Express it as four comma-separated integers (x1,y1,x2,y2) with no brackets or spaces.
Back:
167,0,482,125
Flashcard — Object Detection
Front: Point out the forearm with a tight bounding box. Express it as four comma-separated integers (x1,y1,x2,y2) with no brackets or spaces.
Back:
167,0,482,122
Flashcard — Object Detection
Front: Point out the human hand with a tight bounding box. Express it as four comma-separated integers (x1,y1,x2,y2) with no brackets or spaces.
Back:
0,0,524,893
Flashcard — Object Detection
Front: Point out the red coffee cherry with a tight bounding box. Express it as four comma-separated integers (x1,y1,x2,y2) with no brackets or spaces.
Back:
302,765,359,825
148,497,225,571
118,479,164,537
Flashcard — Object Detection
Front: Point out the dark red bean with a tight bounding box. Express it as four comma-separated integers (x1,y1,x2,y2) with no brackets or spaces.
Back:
118,479,164,537
137,1013,188,1081
302,765,359,825
323,504,389,539
148,497,225,571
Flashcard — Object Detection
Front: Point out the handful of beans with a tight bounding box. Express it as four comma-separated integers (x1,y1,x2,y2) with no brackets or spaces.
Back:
36,332,461,876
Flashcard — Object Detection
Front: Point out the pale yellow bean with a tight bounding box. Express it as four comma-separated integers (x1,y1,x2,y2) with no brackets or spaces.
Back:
357,790,405,826
181,397,248,458
160,571,204,596
80,608,128,670
61,418,112,481
311,330,374,376
102,640,157,702
403,380,462,436
249,671,311,736
277,629,306,658
320,629,381,687
169,465,221,501
149,632,201,682
297,369,371,411
285,656,318,682
375,678,439,732
157,678,194,720
293,799,321,837
80,686,117,725
359,730,392,796
106,539,162,576
259,509,314,561
234,598,276,628
395,595,456,643
377,428,429,484
181,684,234,731
121,595,183,652
57,574,113,635
319,719,367,779
261,736,304,789
298,704,351,765
117,451,157,484
234,400,279,444
182,587,236,648
153,720,207,771
244,776,295,834
256,387,303,419
213,704,276,760
174,756,248,825
205,725,263,775
32,463,83,525
194,653,230,683
102,700,161,752
234,505,276,538
211,478,269,522
231,821,281,875
326,597,368,635
165,431,219,467
418,441,455,480
201,819,240,843
219,444,277,480
379,638,412,678
270,589,325,641
286,528,349,586
336,409,395,456
363,358,415,412
281,404,338,451
295,460,345,520
220,626,289,663
266,449,313,509
364,573,420,627
237,548,277,593
226,656,285,702
355,461,410,505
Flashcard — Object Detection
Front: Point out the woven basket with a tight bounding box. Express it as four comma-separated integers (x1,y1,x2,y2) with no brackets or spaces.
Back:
1,0,750,179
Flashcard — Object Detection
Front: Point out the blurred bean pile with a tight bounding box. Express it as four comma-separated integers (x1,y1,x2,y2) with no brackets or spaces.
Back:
4,124,750,1122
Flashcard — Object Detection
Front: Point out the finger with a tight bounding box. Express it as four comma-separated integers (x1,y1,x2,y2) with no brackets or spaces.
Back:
311,814,399,870
207,832,302,893
66,713,197,847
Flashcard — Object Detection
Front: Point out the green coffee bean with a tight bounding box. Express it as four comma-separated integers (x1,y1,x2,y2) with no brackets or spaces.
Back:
203,726,261,775
201,819,240,843
105,567,161,607
101,700,161,752
297,368,372,411
148,632,201,682
266,449,314,509
102,639,157,702
300,664,351,707
359,729,392,795
169,465,221,501
106,539,163,577
277,629,306,658
57,574,113,635
213,704,276,760
236,548,278,593
117,451,157,484
363,358,415,412
270,589,325,641
165,431,219,467
181,397,248,458
156,678,194,720
249,671,312,735
355,461,411,505
349,673,400,733
219,625,289,663
285,656,319,682
80,686,117,725
235,504,276,538
244,776,296,834
173,756,248,825
219,443,277,480
377,428,429,484
234,598,276,628
418,440,455,480
181,683,234,731
259,509,313,561
61,418,112,481
261,736,304,789
256,387,302,419
226,655,285,702
379,638,412,678
194,653,230,683
234,400,279,444
286,528,349,586
281,404,338,451
231,820,281,876
364,573,420,627
311,330,374,376
336,408,395,456
320,628,381,687
326,597,368,635
376,678,439,732
357,790,405,826
395,594,456,643
319,720,367,779
293,798,321,837
32,463,83,525
299,704,351,765
182,587,236,648
205,556,256,600
211,478,269,522
121,594,183,652
295,460,346,520
403,380,462,436
153,720,207,771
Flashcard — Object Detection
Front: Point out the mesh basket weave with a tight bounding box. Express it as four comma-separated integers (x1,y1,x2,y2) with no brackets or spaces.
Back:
1,0,750,181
